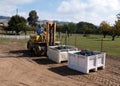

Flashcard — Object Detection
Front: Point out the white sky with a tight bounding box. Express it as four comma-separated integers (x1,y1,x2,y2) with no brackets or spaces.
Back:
0,0,120,25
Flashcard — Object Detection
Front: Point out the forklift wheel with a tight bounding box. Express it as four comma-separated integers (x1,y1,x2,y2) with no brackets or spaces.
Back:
34,45,45,56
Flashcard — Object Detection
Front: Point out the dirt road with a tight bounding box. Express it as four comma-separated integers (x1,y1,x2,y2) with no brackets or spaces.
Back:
0,40,120,86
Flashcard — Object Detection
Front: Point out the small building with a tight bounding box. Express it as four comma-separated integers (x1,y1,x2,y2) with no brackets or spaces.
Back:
0,19,9,27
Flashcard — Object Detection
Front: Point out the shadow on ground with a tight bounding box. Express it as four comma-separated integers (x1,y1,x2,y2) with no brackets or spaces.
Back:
48,66,85,76
9,50,35,57
33,58,56,65
9,49,57,65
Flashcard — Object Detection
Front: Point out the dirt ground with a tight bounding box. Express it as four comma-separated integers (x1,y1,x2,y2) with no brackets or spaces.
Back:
0,40,120,86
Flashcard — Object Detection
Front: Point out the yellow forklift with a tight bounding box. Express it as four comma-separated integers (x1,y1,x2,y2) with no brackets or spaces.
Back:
27,21,59,56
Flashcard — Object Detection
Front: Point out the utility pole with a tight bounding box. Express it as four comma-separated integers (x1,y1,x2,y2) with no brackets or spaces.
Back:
65,30,67,45
100,38,103,52
16,8,18,15
74,33,77,47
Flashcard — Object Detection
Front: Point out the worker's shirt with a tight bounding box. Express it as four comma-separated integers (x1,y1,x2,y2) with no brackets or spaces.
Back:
36,27,42,35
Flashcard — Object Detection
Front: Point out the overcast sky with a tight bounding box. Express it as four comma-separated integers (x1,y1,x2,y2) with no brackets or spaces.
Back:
0,0,120,25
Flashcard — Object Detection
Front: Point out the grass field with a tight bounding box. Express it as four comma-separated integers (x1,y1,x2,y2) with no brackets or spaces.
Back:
59,34,120,57
0,34,120,57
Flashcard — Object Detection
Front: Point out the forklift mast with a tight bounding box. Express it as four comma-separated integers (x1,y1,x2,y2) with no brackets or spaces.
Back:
46,22,56,46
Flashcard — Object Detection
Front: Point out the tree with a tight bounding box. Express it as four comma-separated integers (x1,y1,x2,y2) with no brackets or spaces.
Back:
27,10,39,26
111,20,120,41
100,21,110,38
76,22,97,34
17,22,28,35
67,23,76,35
115,20,120,37
56,25,63,39
8,15,27,34
117,13,120,20
82,24,91,37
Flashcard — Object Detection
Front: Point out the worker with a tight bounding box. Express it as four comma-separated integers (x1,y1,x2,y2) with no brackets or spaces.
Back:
36,25,42,35
36,25,46,42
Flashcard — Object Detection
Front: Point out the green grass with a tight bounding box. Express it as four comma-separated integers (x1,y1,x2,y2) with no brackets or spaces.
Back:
0,34,120,57
59,34,120,57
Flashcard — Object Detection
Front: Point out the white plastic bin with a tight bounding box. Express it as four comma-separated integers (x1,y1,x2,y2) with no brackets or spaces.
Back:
47,45,78,63
68,50,106,73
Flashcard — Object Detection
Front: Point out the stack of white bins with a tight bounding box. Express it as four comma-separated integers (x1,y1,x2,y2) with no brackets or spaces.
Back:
68,50,106,73
47,45,78,63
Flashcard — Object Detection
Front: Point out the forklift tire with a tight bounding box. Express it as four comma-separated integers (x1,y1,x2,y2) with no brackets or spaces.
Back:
34,45,45,56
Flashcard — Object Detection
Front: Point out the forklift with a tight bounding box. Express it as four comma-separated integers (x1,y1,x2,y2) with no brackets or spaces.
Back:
27,21,59,56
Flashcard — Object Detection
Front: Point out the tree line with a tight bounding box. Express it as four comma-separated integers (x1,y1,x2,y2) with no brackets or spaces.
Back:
56,16,120,41
1,10,120,41
56,22,98,36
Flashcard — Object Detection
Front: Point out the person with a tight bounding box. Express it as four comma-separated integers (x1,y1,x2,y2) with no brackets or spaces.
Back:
36,25,42,35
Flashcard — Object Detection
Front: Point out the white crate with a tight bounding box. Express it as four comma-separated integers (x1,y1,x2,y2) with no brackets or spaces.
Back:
47,45,78,63
68,51,106,73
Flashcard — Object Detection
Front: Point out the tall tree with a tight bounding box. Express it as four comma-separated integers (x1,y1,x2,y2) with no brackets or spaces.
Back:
27,10,39,26
8,15,26,34
100,21,110,38
111,20,120,41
